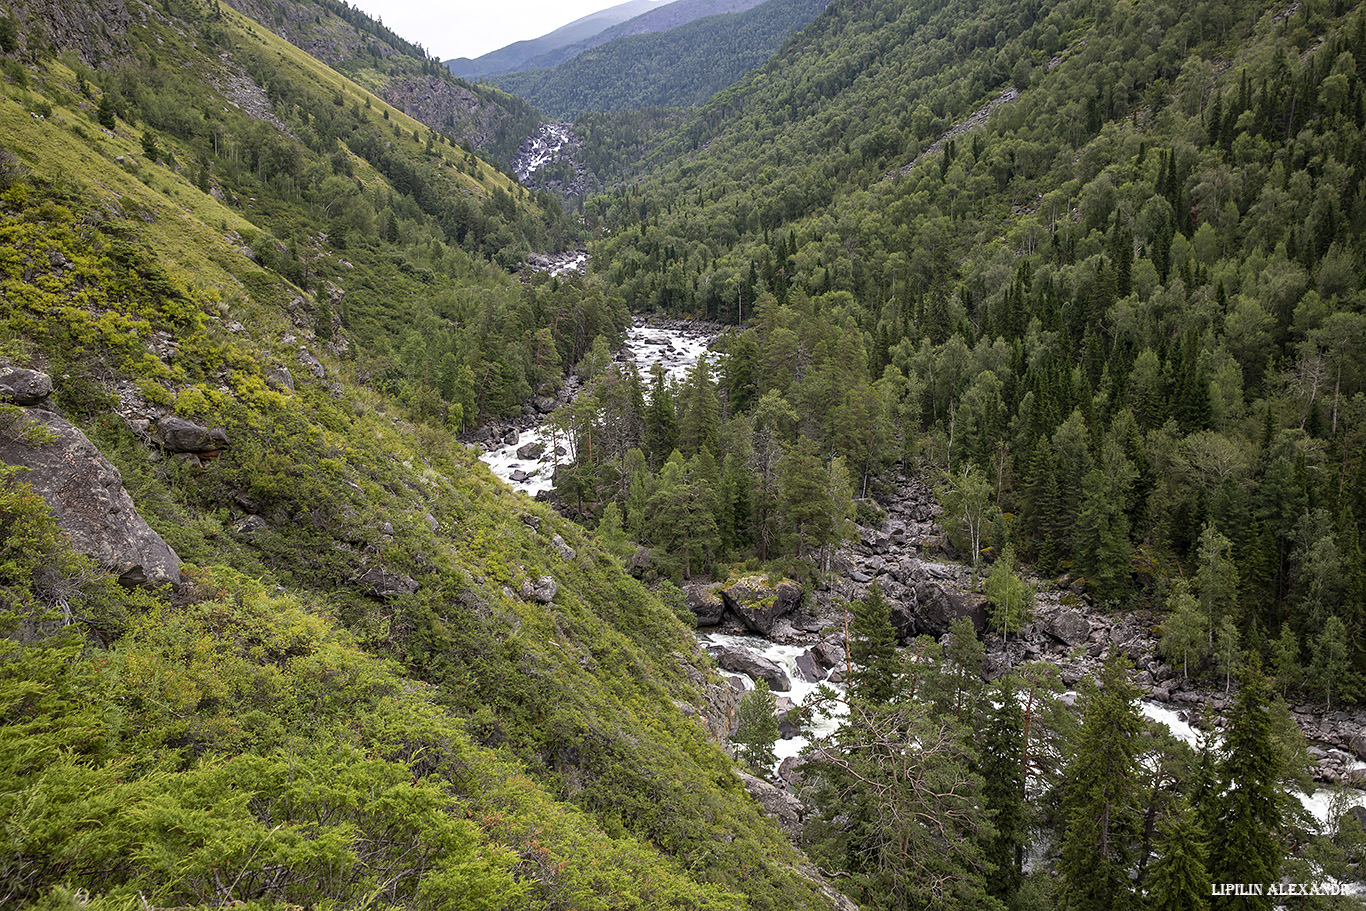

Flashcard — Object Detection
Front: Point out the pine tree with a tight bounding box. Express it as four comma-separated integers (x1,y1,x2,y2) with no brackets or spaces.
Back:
732,681,780,772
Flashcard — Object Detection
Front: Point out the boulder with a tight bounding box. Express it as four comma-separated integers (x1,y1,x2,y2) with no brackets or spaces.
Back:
360,565,418,600
1349,733,1366,762
812,635,846,671
0,364,53,405
912,581,987,638
533,396,559,414
684,582,727,626
721,575,802,636
157,417,230,454
231,515,268,536
738,772,803,842
516,441,545,460
1048,609,1092,647
888,599,916,641
794,650,823,683
712,644,791,692
520,575,557,604
551,534,576,561
0,408,180,587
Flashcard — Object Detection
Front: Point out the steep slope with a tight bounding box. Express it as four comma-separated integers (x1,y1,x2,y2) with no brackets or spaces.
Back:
219,0,542,165
0,2,843,909
444,0,676,79
493,0,829,117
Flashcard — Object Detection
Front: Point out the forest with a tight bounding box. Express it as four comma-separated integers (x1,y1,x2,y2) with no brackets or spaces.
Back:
1,0,1365,906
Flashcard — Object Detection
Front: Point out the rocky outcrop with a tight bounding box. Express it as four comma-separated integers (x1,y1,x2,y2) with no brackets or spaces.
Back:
738,771,804,842
711,644,791,692
0,405,180,587
685,581,727,626
520,575,558,604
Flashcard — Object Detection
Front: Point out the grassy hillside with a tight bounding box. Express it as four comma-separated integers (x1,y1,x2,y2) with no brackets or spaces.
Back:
493,0,829,118
0,1,841,908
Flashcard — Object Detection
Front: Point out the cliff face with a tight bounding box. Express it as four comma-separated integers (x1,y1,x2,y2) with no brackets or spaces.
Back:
6,0,133,66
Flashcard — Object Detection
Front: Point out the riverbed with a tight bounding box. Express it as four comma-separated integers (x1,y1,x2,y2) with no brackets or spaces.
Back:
478,319,719,495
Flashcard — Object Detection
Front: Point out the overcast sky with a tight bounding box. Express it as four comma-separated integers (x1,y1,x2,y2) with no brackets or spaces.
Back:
348,1,620,62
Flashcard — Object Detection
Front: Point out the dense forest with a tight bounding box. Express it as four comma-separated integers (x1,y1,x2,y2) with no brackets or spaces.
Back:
2,0,1366,907
558,0,1366,697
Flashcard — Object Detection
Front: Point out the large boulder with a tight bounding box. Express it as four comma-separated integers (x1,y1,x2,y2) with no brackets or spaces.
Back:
0,364,53,405
720,575,803,636
712,644,791,692
156,416,230,454
911,581,987,639
1048,609,1092,646
684,581,727,626
0,408,180,587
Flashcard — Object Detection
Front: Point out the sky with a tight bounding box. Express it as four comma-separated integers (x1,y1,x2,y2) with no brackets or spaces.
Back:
347,0,624,62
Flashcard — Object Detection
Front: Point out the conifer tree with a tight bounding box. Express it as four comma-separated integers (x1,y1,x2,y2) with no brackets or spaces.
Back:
1146,803,1210,911
1059,652,1144,911
975,677,1026,901
849,584,899,705
1208,658,1285,911
732,680,780,773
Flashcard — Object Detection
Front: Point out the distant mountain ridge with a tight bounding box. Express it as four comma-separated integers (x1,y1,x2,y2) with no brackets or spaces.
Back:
492,0,829,118
444,0,676,78
516,0,771,72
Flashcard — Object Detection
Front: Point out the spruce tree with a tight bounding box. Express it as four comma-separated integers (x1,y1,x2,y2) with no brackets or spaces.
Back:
849,584,899,705
976,677,1026,901
1208,658,1284,911
1059,652,1144,911
732,681,780,772
1146,803,1210,911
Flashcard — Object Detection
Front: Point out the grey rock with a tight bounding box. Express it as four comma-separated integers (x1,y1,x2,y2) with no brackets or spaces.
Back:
1350,734,1366,761
0,364,53,405
157,417,229,453
1048,609,1092,646
849,570,873,583
812,635,846,671
794,650,823,683
721,575,802,636
738,771,803,842
509,469,529,483
778,756,806,789
684,582,727,626
912,581,987,639
519,575,557,604
521,514,542,530
533,396,559,414
265,367,294,391
298,346,326,378
551,534,576,561
502,429,519,446
231,515,268,536
0,408,180,587
361,565,418,600
712,644,791,692
516,441,545,460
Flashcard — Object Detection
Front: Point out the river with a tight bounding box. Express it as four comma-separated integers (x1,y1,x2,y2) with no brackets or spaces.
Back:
478,319,718,495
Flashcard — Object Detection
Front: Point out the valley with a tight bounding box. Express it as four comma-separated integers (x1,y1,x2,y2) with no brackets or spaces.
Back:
2,0,1365,906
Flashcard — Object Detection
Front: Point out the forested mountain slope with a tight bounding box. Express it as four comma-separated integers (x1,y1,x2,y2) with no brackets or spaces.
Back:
493,0,829,117
570,0,1366,688
0,1,842,908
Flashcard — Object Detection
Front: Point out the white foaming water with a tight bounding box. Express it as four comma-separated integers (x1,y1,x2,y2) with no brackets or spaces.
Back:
701,632,848,769
477,322,718,495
